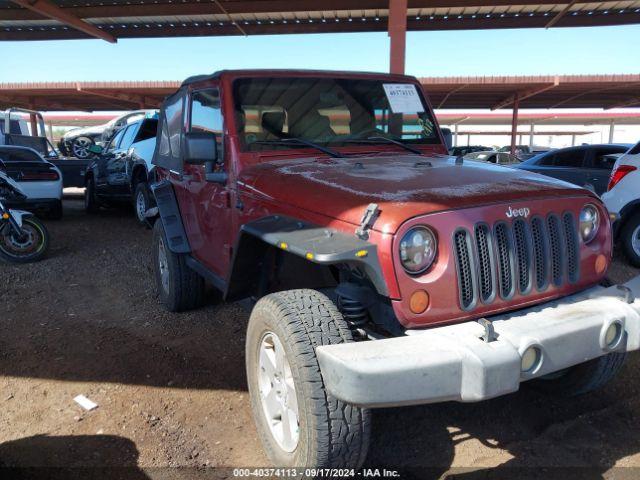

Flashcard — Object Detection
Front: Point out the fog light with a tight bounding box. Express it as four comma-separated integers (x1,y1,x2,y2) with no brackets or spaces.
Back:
521,346,542,373
409,290,430,314
605,322,622,349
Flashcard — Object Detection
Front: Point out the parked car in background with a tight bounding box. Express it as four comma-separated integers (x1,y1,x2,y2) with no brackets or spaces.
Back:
0,146,63,219
499,145,551,160
450,145,491,156
464,150,520,165
602,141,640,266
515,144,631,195
58,110,152,159
2,108,91,188
84,115,158,224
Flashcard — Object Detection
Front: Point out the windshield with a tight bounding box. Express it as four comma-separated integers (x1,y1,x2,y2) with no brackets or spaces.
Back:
233,77,441,152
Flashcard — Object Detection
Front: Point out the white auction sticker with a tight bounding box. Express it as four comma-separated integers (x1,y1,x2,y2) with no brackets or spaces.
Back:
383,84,424,114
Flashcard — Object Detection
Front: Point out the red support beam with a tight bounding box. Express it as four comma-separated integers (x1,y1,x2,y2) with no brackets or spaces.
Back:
510,94,520,155
388,0,408,74
9,0,116,43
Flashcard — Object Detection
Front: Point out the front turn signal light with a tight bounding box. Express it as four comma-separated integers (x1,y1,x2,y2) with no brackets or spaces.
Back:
409,290,430,314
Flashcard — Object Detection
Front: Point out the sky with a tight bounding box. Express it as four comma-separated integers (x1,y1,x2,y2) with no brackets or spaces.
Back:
2,24,640,82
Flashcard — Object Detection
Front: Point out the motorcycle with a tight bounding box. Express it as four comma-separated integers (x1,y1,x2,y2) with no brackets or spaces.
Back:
0,160,50,263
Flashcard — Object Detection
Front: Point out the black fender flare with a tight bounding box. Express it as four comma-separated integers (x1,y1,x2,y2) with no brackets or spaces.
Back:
225,215,388,301
149,180,190,254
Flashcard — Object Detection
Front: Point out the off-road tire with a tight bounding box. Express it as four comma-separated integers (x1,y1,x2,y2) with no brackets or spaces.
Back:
531,352,627,397
621,213,640,267
133,182,152,227
152,220,204,312
49,200,63,220
84,177,100,214
246,289,371,469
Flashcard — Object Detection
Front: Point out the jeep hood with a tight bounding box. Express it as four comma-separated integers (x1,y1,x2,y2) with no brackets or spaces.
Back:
238,155,590,234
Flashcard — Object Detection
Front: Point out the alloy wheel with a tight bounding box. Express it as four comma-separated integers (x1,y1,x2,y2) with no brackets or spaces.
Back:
257,331,299,453
72,137,93,159
136,190,147,222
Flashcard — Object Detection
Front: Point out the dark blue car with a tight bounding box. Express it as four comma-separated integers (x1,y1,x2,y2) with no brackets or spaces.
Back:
515,144,631,196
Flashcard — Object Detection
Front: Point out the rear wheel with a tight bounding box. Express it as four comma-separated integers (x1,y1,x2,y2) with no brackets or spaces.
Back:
621,214,640,267
152,220,204,312
246,289,370,468
530,352,627,397
0,216,49,263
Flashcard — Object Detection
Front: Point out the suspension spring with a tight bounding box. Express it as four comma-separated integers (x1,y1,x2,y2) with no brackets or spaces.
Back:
337,295,368,328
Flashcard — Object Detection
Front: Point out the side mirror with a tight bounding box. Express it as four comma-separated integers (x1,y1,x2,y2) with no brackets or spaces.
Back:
88,144,103,155
184,131,218,165
440,127,453,152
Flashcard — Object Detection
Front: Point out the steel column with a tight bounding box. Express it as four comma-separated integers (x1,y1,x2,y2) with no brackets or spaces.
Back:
529,123,535,146
608,121,615,143
388,0,408,74
510,94,520,154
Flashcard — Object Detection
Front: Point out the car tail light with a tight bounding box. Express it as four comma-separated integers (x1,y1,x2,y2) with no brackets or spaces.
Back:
21,171,60,181
608,164,637,191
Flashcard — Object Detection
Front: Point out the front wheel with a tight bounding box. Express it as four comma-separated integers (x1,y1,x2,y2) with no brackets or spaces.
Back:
71,136,94,159
0,216,49,263
246,289,370,469
133,182,152,227
84,177,100,214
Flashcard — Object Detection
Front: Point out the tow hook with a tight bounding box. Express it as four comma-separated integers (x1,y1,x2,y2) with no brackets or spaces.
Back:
478,318,497,343
616,285,635,304
355,203,380,240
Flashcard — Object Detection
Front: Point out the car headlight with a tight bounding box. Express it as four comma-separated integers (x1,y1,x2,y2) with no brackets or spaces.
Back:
399,226,437,274
579,204,600,243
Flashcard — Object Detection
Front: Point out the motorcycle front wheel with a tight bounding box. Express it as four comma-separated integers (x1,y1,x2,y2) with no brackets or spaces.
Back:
0,216,50,263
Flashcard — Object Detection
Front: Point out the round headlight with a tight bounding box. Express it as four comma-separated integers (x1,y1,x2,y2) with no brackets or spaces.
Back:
579,204,600,243
399,226,437,274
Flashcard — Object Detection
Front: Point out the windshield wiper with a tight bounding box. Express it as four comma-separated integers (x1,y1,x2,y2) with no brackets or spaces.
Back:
342,136,423,155
250,138,344,158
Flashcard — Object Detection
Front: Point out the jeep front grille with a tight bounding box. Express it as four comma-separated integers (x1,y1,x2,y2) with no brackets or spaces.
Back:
453,229,475,310
454,213,579,311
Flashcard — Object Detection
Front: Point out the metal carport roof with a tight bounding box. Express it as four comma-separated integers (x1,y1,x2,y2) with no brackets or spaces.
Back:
1,75,639,111
1,1,640,42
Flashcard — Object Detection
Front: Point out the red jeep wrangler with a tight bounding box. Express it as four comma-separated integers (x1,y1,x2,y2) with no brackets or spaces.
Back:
150,70,640,468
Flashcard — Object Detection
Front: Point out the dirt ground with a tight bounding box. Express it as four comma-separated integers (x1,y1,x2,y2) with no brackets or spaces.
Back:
1,196,640,479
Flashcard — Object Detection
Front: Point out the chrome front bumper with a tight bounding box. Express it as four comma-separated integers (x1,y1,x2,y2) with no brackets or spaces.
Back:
316,276,640,408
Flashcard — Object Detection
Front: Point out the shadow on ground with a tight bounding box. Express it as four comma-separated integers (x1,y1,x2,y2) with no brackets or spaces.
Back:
0,434,150,480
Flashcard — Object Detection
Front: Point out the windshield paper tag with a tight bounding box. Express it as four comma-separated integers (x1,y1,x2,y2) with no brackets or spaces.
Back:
383,84,424,114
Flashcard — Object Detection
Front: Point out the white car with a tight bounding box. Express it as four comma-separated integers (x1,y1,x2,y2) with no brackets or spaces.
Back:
0,145,63,219
602,141,640,266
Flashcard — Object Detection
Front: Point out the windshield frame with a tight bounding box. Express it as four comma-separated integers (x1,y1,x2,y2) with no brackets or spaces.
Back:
230,74,444,155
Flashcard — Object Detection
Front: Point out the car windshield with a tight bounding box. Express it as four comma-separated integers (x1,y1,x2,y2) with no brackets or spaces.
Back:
233,77,440,153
